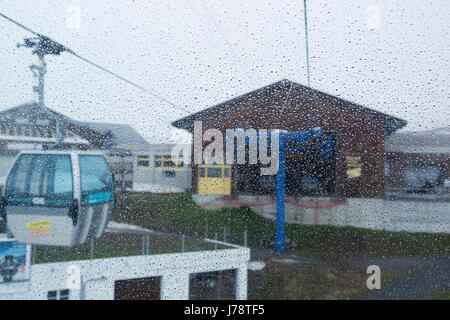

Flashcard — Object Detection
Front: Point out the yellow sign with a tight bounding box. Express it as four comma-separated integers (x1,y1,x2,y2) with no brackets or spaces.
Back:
26,219,52,237
346,156,362,179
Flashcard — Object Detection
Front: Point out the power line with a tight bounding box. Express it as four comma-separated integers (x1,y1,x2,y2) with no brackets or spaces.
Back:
0,12,191,114
303,0,311,87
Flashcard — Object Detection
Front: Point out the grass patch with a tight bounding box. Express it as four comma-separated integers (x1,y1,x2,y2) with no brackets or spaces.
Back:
426,290,450,300
115,193,450,259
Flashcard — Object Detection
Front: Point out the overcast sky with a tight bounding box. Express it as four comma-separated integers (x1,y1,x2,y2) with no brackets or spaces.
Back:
1,0,449,143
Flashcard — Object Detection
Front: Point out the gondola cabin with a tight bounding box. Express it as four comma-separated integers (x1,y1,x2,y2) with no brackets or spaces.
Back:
0,151,115,246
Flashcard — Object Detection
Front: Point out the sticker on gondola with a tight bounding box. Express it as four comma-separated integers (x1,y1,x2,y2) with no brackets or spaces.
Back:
26,219,52,237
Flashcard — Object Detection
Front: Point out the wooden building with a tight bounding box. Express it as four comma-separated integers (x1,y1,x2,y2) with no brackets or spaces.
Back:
172,79,406,200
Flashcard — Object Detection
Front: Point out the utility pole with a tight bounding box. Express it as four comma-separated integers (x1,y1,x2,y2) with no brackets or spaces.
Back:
17,36,67,146
29,54,45,107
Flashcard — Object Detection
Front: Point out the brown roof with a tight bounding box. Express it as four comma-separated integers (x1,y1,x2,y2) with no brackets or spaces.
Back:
172,79,407,133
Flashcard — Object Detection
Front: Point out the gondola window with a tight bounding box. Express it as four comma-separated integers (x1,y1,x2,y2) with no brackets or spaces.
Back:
79,155,114,203
5,154,73,201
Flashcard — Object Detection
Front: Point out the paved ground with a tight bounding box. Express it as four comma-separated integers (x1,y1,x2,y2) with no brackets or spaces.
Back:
250,247,450,300
364,256,449,300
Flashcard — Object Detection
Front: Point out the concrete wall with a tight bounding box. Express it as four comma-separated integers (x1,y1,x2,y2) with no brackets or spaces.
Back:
249,196,450,233
0,241,250,300
193,194,450,234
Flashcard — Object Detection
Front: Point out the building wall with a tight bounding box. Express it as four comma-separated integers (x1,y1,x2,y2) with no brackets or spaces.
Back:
190,84,387,198
0,244,250,300
193,194,449,233
129,144,192,193
386,152,450,190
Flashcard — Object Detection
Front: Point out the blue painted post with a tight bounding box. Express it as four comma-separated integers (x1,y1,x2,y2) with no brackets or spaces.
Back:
275,135,286,252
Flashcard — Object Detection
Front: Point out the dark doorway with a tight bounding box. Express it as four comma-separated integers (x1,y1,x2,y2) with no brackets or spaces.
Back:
234,132,337,197
189,269,236,300
285,133,337,196
114,276,161,300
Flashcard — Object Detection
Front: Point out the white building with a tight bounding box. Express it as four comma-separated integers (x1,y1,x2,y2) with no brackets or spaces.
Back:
0,102,191,193
122,143,191,194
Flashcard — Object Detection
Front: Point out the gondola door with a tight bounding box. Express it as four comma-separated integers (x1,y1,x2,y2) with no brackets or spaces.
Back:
76,155,115,244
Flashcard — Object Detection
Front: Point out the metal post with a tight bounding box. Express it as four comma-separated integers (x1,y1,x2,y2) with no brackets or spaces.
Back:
223,225,227,242
214,233,218,250
43,246,48,262
142,235,145,255
236,266,248,300
80,275,85,300
244,229,247,247
80,276,107,300
217,270,222,300
31,246,35,264
181,235,185,252
146,235,150,255
121,155,126,192
90,239,94,261
205,222,209,239
275,135,286,252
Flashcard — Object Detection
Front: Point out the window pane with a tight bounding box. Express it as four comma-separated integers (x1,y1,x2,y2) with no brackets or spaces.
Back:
404,166,441,189
154,156,162,168
138,159,149,167
29,155,49,197
47,291,57,300
6,154,73,201
163,155,175,168
207,168,222,178
59,289,70,300
53,157,73,195
6,154,33,196
79,155,114,193
138,156,149,168
199,168,205,178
